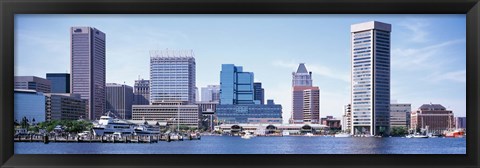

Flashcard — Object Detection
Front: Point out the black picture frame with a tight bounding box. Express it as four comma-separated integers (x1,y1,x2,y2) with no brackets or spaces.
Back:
1,0,479,168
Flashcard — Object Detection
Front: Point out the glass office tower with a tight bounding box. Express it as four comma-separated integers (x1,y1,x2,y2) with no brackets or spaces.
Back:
46,73,70,93
253,82,264,105
350,21,391,135
219,64,255,105
71,27,106,120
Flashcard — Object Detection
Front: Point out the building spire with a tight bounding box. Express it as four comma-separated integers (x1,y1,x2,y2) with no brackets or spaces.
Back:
296,63,308,73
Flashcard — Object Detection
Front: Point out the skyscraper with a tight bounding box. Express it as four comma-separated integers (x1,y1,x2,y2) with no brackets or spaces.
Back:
106,83,133,119
46,73,70,93
253,82,264,105
219,64,255,105
71,27,106,120
350,21,391,135
149,49,196,104
133,79,150,105
201,85,220,102
290,63,320,124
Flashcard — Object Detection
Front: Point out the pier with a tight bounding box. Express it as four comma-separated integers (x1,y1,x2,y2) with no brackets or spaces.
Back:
14,133,201,144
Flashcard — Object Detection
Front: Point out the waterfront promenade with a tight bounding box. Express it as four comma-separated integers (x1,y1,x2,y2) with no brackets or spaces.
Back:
14,133,200,144
15,135,466,154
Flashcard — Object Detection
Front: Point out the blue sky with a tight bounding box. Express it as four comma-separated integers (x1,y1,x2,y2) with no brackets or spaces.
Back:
14,14,466,123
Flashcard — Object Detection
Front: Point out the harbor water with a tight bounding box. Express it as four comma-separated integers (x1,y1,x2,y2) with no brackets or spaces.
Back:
15,136,466,154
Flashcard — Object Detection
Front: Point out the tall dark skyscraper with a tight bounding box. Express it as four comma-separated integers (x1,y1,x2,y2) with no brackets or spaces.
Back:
133,79,150,105
46,73,70,93
253,82,264,105
71,27,106,120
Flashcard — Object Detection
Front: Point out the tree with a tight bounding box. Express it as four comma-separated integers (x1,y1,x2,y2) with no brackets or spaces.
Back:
390,126,408,136
20,116,30,129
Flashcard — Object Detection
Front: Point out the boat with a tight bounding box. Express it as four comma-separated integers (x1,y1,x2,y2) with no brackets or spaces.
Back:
169,133,184,140
92,112,135,136
444,129,465,138
282,131,290,136
334,133,351,138
134,124,160,135
241,131,254,139
411,133,428,138
305,133,314,137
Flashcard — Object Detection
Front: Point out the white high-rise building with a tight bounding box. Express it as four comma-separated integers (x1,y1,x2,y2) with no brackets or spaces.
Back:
350,21,391,135
149,49,196,105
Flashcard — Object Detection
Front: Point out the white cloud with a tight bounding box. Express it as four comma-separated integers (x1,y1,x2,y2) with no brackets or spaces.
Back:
428,70,466,83
273,59,350,83
399,19,430,43
392,38,465,70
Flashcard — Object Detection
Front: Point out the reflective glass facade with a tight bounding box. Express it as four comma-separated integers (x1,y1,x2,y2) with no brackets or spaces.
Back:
14,90,46,123
47,73,70,93
253,82,264,105
219,64,254,105
351,21,391,135
216,100,282,124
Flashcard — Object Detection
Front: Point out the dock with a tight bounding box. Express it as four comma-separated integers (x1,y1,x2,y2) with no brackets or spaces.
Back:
14,133,200,144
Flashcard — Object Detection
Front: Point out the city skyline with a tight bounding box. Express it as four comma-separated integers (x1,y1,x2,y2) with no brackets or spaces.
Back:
14,14,466,123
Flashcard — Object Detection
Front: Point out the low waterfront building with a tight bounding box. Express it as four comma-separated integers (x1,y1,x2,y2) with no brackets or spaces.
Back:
214,123,328,135
14,89,46,123
390,103,411,128
321,116,341,130
216,99,282,124
15,76,51,93
342,104,352,133
132,103,200,128
45,93,86,121
126,120,168,130
455,117,466,129
410,103,455,133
